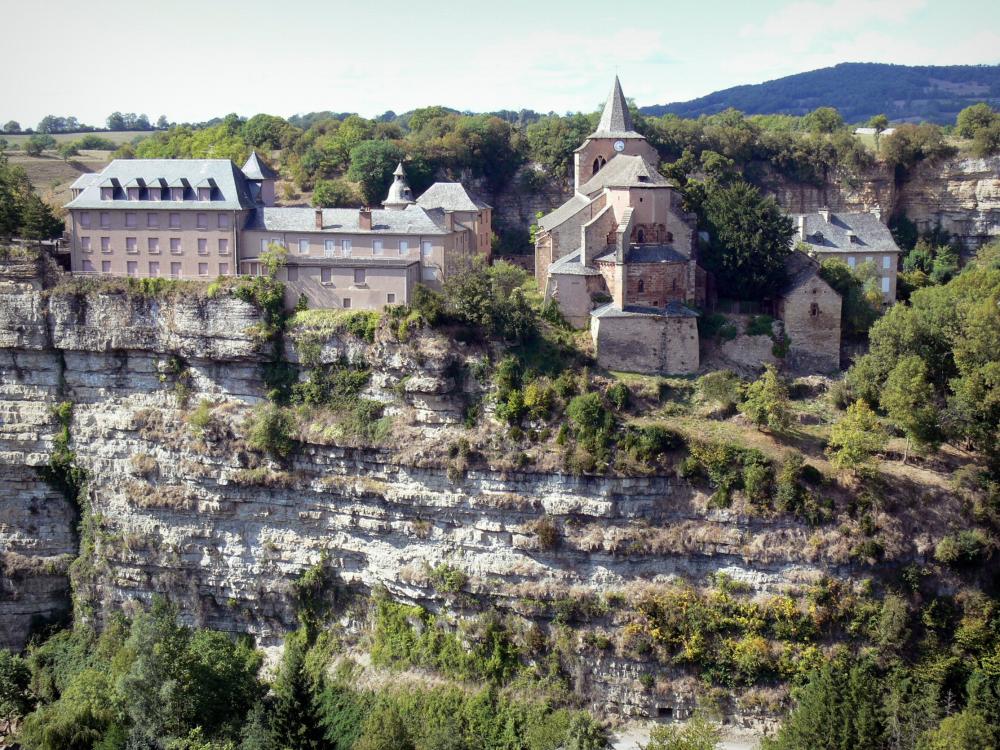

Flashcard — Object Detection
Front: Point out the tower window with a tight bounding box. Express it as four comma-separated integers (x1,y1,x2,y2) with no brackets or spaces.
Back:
637,229,645,243
637,279,644,293
810,302,820,317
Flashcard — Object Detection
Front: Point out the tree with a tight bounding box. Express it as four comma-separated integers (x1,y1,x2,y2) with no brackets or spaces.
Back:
827,400,887,471
819,258,880,338
19,193,64,240
270,629,325,750
24,133,56,156
739,364,791,431
526,113,594,180
156,115,169,129
106,112,126,130
955,103,998,138
312,179,359,208
3,120,21,133
868,114,889,150
646,714,720,750
881,354,942,458
803,106,845,134
346,140,405,205
699,179,793,300
0,649,32,734
918,710,995,750
242,113,300,150
58,142,79,161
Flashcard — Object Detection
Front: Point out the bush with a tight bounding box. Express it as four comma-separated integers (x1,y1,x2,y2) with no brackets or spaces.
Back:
620,425,682,464
934,530,990,568
738,365,791,432
245,403,296,459
606,381,630,411
698,370,743,411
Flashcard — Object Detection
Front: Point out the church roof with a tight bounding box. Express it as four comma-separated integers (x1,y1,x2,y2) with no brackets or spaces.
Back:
590,76,644,138
577,154,672,194
537,194,593,231
242,150,279,181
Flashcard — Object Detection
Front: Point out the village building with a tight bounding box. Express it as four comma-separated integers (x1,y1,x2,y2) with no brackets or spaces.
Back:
64,155,491,310
777,250,842,372
535,77,704,375
792,208,900,303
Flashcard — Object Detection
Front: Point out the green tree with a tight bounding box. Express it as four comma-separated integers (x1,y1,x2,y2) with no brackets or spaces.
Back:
346,140,405,206
868,114,889,151
699,179,793,300
270,629,325,750
311,179,358,208
918,710,995,750
245,402,296,459
819,258,880,338
106,112,126,130
646,714,720,750
24,133,56,156
3,120,21,133
880,354,942,457
526,113,594,179
738,364,791,432
827,400,887,471
241,113,300,150
0,649,32,734
955,103,998,138
803,107,845,134
18,193,64,240
58,142,79,161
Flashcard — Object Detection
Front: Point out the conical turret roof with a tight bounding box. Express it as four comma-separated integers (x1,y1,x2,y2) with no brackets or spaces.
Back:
242,150,279,181
384,162,414,208
591,76,642,138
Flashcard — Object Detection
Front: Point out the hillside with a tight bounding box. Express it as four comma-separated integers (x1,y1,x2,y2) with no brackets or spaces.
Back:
641,62,1000,123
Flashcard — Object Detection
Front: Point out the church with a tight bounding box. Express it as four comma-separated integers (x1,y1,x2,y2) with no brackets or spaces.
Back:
534,78,704,375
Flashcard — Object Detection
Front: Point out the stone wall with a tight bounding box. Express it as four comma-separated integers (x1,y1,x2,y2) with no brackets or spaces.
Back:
591,314,699,375
779,277,842,373
625,262,688,307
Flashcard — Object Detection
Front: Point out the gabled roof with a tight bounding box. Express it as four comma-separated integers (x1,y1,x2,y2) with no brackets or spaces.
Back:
537,194,592,232
782,249,835,296
794,211,900,255
65,159,256,210
548,249,601,276
242,150,279,181
70,173,102,190
244,205,451,235
591,301,698,319
577,155,671,194
416,182,490,212
594,244,687,264
589,76,644,139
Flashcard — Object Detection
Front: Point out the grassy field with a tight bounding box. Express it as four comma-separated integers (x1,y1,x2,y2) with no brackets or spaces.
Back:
5,152,112,206
1,130,148,146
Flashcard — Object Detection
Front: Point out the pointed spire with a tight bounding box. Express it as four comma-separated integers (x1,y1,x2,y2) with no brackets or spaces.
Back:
392,162,406,177
242,150,278,180
383,162,414,209
594,76,636,136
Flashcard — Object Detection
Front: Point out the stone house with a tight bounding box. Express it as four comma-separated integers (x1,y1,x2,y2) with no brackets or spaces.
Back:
534,77,703,375
792,208,900,303
776,251,842,372
65,156,491,311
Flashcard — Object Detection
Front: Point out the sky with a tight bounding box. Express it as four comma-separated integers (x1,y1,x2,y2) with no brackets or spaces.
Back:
4,0,1000,128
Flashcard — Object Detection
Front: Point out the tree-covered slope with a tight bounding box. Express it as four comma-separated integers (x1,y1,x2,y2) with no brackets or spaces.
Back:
641,62,1000,123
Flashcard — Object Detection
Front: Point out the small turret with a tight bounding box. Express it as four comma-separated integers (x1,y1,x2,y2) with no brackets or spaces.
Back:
383,162,414,210
242,150,278,206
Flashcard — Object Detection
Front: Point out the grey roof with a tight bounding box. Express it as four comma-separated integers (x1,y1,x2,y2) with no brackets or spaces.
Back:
782,249,834,296
242,151,279,181
65,159,256,210
595,244,687,264
416,182,490,212
794,211,901,254
590,76,644,138
549,250,601,276
70,172,101,190
245,205,450,235
537,193,592,231
384,163,415,207
591,301,698,319
577,155,671,194
282,257,418,269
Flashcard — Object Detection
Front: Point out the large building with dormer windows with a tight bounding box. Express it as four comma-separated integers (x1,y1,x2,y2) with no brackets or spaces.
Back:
64,154,491,310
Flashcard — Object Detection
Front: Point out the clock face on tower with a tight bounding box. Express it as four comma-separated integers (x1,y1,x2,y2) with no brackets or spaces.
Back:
613,140,625,152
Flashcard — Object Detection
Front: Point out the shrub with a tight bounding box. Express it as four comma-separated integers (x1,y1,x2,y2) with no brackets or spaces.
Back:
934,530,990,568
606,382,630,411
428,564,468,595
742,459,774,506
698,370,743,411
739,365,791,432
534,516,560,550
187,399,213,436
746,314,775,337
245,403,296,459
621,425,682,464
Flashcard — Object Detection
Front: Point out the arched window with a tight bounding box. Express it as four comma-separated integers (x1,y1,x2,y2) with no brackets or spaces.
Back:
665,231,673,243
592,155,606,174
637,228,645,243
810,302,820,317
638,279,645,293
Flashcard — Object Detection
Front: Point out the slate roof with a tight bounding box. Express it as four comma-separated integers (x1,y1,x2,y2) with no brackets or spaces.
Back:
70,173,101,190
65,159,257,210
242,151,279,180
781,250,834,296
590,76,645,139
591,301,698,319
416,182,490,212
794,211,900,255
594,244,687,264
577,155,672,194
548,250,601,276
244,205,450,235
281,257,419,268
537,193,595,232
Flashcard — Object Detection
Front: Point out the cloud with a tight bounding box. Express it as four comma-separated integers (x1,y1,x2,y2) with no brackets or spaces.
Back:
741,0,927,42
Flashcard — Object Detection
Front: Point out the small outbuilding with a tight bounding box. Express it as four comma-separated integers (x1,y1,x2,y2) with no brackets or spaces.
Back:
777,251,842,373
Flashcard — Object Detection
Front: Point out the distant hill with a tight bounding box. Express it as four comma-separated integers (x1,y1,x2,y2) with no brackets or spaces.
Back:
640,62,1000,124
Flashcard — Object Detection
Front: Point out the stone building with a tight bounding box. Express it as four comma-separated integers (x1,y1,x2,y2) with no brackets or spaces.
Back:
776,251,842,372
64,155,491,310
792,208,900,303
534,77,703,375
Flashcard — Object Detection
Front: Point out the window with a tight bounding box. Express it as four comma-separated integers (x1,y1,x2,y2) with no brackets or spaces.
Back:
399,240,409,256
198,187,210,202
81,236,91,251
373,239,384,255
847,256,856,268
127,261,137,277
100,212,111,228
865,256,873,265
421,266,437,282
287,266,298,281
101,236,111,253
881,277,890,294
342,298,351,309
636,229,645,243
637,279,644,293
101,261,111,273
218,214,229,229
80,212,91,228
196,213,207,229
342,239,352,256
171,188,183,201
148,237,160,253
883,256,891,270
101,187,113,201
219,263,229,276
421,241,432,257
149,261,160,277
170,262,181,278
321,267,332,283
387,293,396,304
82,259,95,272
354,268,366,285
198,238,208,255
261,239,269,253
127,188,139,201
198,263,208,276
148,188,160,202
325,240,335,256
810,302,820,317
147,213,159,228
170,238,181,254
299,239,309,254
218,238,229,255
126,237,137,253
125,212,137,228
169,213,180,228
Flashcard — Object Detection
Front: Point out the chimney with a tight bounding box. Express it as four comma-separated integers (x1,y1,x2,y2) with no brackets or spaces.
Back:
359,207,372,231
314,209,323,230
797,215,806,241
871,205,882,221
818,207,830,222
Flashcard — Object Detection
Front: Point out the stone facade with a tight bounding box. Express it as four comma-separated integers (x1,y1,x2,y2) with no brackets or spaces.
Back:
777,251,842,373
591,311,699,375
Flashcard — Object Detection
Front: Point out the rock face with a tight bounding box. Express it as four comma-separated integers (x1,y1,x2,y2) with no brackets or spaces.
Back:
0,257,948,717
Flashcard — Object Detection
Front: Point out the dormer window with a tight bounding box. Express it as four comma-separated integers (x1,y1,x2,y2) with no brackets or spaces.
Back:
148,187,161,201
171,187,184,201
101,187,113,201
127,187,139,201
198,187,211,202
